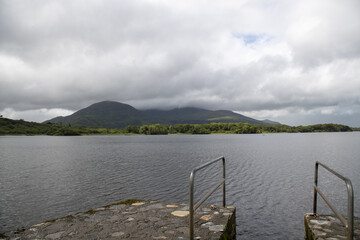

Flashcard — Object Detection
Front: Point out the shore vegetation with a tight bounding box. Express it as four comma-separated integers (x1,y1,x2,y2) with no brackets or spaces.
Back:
0,117,355,136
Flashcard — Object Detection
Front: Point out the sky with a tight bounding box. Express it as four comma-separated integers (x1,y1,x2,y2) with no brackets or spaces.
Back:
0,0,360,127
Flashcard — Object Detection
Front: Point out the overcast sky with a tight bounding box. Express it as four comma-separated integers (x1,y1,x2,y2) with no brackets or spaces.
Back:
1,0,359,126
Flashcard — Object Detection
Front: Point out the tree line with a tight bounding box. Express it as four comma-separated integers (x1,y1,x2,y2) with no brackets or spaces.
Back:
0,117,354,136
123,122,353,135
0,118,122,136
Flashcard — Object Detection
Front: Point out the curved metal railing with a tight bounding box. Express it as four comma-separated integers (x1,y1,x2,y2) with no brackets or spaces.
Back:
313,161,354,239
189,156,226,240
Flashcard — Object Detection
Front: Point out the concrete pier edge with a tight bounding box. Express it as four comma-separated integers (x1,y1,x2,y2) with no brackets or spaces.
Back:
304,213,360,240
1,199,236,240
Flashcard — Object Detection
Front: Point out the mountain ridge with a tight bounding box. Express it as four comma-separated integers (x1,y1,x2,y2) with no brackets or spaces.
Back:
44,101,281,128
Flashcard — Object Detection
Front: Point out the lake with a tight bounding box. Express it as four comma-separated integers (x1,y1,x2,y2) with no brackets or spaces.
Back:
0,133,359,239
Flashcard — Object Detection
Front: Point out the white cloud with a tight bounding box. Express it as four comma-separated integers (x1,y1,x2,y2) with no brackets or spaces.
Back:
1,108,74,122
286,0,360,67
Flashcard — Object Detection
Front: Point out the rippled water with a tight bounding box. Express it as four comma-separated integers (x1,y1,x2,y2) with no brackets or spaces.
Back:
0,133,359,239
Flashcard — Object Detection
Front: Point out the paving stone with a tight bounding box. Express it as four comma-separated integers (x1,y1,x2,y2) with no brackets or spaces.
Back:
166,205,178,208
200,215,212,221
171,211,190,217
45,231,65,239
131,202,145,206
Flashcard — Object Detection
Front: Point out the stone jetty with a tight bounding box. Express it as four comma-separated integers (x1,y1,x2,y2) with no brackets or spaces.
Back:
1,200,236,240
304,214,360,240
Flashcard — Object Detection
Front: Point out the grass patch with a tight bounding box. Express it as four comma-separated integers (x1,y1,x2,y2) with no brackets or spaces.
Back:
45,219,56,223
84,209,98,215
61,215,75,221
0,233,8,238
44,214,74,223
104,199,143,208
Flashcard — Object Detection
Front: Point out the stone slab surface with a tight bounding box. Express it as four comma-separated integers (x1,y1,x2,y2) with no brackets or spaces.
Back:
304,214,360,240
1,200,236,240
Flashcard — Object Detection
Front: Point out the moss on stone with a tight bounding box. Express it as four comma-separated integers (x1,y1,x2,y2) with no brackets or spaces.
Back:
45,219,56,223
104,199,143,208
0,233,8,238
84,209,98,215
62,215,75,221
219,207,236,240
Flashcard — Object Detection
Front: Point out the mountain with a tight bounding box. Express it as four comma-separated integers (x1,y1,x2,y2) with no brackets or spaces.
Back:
142,108,266,125
46,101,147,128
261,119,281,125
44,101,281,128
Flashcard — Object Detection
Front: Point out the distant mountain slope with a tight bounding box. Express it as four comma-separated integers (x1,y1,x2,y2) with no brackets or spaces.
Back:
261,119,281,125
46,101,147,128
143,108,266,125
45,101,281,128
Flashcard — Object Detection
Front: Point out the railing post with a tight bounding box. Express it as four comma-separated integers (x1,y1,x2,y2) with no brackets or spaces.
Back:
222,157,226,207
188,157,226,240
313,162,319,214
346,179,354,240
189,170,195,240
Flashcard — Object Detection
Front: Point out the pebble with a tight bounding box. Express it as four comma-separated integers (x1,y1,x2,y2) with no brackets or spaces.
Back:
45,231,65,239
200,222,214,229
209,225,225,232
111,232,124,237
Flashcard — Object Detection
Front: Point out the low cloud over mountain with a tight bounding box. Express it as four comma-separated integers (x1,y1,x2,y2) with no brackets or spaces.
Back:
1,1,359,126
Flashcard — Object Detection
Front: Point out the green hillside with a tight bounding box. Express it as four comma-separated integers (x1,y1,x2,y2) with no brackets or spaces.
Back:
46,101,147,128
0,117,122,136
45,101,279,128
142,108,266,125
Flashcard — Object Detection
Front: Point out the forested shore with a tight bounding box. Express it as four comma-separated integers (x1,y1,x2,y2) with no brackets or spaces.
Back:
0,117,356,136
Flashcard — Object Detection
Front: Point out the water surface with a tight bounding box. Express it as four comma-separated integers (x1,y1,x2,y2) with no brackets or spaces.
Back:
0,133,359,239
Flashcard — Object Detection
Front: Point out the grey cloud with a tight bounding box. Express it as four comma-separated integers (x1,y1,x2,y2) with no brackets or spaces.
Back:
0,0,360,126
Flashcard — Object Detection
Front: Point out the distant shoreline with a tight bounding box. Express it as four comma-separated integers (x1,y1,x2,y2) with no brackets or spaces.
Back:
1,117,357,136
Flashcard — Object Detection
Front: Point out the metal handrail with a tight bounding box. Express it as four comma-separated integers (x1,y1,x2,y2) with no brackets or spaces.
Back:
313,161,354,239
189,156,225,240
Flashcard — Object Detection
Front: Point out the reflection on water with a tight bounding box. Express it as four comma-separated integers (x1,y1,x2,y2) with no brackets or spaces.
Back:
0,133,359,239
